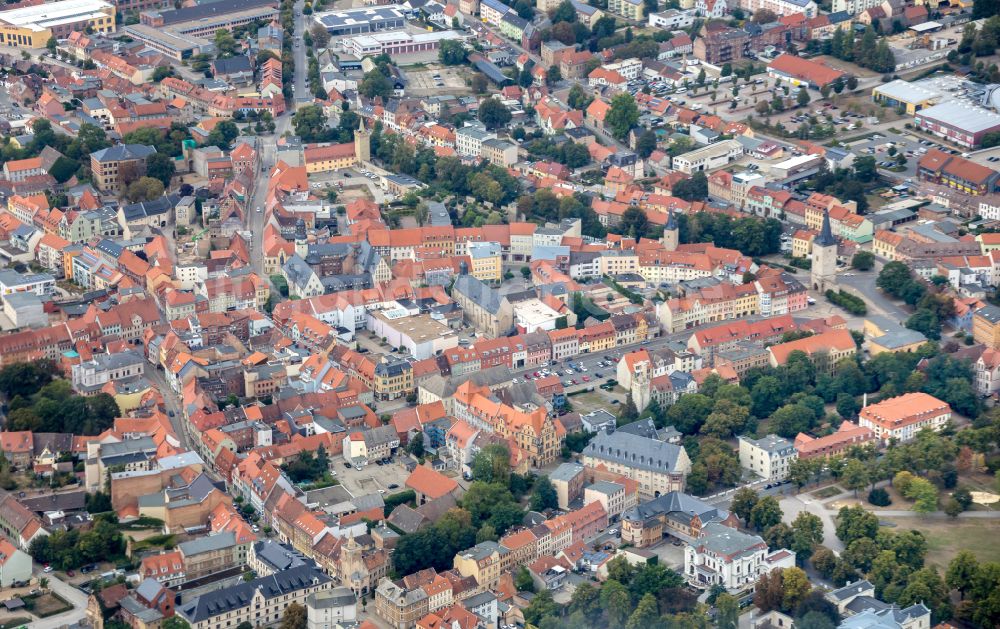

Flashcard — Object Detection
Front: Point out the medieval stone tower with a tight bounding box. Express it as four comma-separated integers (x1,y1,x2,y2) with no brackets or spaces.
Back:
811,209,838,292
662,208,679,252
354,118,371,164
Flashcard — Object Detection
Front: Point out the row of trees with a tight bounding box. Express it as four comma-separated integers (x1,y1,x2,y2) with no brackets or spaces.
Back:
825,26,897,74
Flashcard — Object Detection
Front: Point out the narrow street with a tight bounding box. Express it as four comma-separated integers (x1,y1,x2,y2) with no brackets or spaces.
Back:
246,0,307,276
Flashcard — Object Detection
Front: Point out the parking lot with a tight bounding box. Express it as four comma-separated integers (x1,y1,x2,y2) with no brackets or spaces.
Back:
334,456,414,497
406,66,468,95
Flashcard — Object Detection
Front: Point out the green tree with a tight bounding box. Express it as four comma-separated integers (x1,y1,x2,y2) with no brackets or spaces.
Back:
783,567,811,612
606,92,640,140
636,130,657,159
730,487,759,523
360,70,393,99
214,29,238,57
851,251,874,270
515,565,536,592
126,177,164,202
841,459,870,497
530,475,558,511
570,581,601,618
672,172,709,201
478,98,512,130
568,83,593,110
790,511,823,560
600,579,632,628
946,551,978,599
626,593,660,629
835,505,878,545
439,39,467,65
152,65,174,82
0,360,56,399
471,444,511,485
280,602,307,629
715,593,738,629
161,619,191,629
620,207,649,240
797,87,811,108
750,496,783,531
146,152,176,187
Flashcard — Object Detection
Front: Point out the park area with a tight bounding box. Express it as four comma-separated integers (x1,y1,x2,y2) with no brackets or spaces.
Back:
881,517,1000,569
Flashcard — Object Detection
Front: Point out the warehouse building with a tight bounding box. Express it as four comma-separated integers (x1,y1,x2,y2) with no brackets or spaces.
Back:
872,79,945,115
314,5,406,36
0,0,115,48
914,101,1000,149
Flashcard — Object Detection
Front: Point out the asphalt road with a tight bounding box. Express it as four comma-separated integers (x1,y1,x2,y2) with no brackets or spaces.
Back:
835,265,911,321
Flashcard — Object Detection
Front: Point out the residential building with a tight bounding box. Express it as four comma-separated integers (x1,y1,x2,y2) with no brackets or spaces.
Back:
684,523,795,593
858,392,951,443
0,537,31,587
621,491,739,548
581,430,691,497
607,0,644,20
738,434,797,481
794,421,877,459
90,144,157,194
176,566,333,629
973,304,1000,349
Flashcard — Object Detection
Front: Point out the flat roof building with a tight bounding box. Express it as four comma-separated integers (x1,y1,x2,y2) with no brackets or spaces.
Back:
314,5,406,35
0,0,115,47
914,101,1000,149
872,79,945,115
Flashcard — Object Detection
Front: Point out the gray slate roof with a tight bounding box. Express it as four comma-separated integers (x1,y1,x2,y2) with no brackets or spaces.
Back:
582,429,687,473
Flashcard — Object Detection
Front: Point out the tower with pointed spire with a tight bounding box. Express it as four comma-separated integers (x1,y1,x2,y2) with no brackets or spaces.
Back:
811,209,838,293
354,117,370,164
662,208,679,251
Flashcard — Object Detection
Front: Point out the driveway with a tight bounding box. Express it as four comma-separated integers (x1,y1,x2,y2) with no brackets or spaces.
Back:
779,494,844,553
29,568,88,629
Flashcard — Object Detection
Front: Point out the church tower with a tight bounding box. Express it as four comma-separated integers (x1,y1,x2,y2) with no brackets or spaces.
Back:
354,117,371,164
811,209,838,292
662,208,679,252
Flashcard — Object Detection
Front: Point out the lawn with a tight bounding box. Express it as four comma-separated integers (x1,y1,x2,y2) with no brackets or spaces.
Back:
882,517,1000,569
0,617,31,629
569,390,621,415
812,485,844,500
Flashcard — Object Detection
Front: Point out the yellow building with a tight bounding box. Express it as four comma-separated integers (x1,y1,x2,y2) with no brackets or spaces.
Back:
303,123,369,173
303,143,359,174
468,242,502,283
872,79,943,116
597,252,640,275
973,305,1000,350
864,316,927,356
373,357,414,401
792,230,816,259
0,0,115,48
453,542,504,588
977,233,1000,254
873,230,904,260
